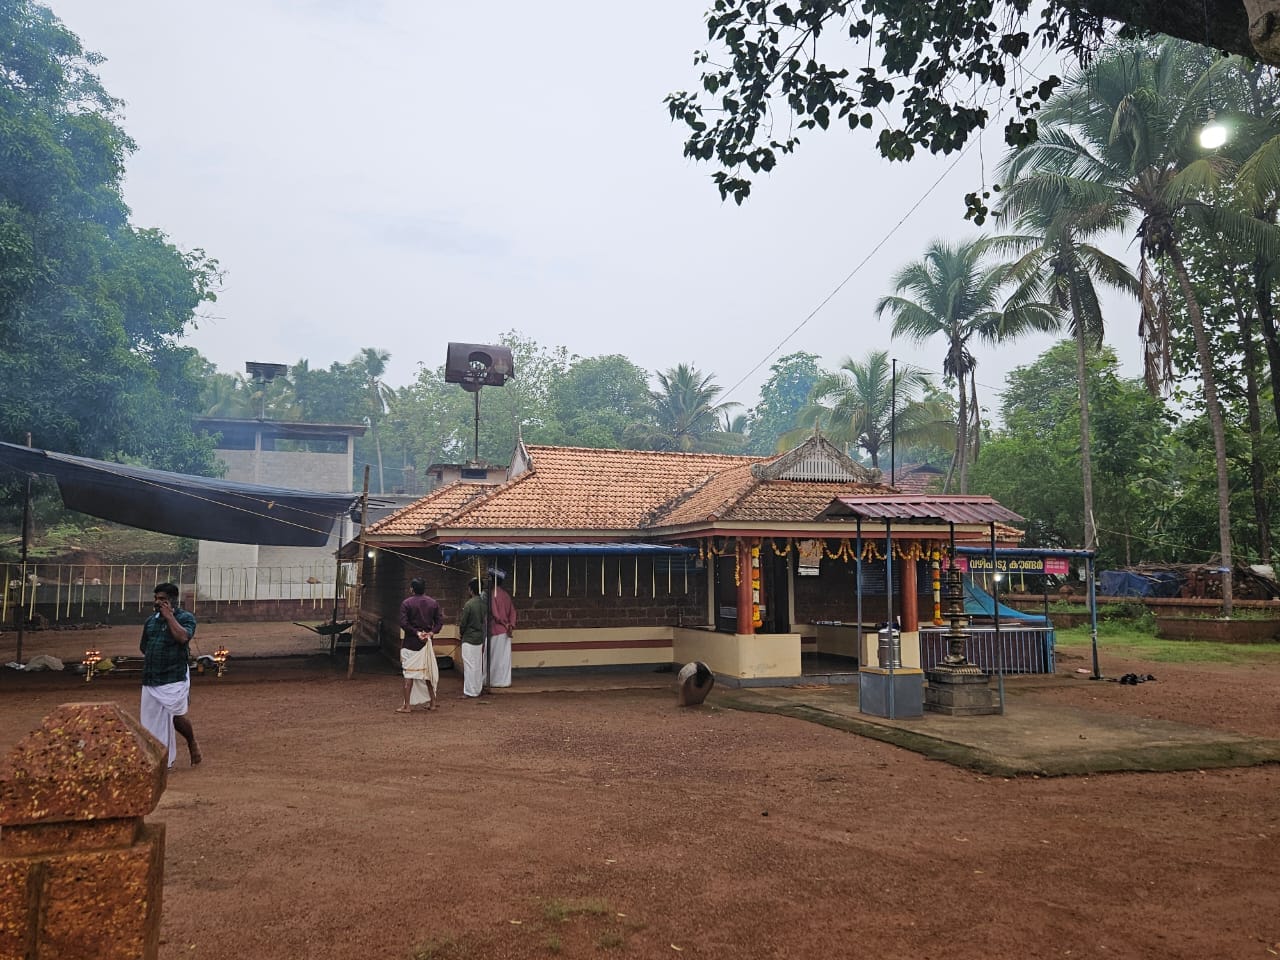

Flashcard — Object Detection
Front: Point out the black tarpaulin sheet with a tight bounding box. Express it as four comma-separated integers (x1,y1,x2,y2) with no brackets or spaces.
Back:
0,442,357,546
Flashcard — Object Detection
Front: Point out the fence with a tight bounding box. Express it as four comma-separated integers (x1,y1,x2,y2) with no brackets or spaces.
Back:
919,625,1056,674
2,561,355,625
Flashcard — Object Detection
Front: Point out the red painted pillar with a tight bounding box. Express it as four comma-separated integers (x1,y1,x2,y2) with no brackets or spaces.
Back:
900,551,919,632
737,539,755,636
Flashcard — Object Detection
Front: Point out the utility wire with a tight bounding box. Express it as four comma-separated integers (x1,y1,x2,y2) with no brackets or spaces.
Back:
716,46,1058,410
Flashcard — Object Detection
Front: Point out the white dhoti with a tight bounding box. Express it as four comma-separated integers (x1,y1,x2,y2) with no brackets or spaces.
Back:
401,641,438,705
461,642,486,697
488,632,512,687
140,678,189,768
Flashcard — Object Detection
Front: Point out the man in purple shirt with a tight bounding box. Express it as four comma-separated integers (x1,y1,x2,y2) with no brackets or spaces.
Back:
397,578,443,713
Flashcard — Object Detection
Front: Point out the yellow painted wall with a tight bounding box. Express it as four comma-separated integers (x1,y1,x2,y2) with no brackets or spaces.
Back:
815,624,864,659
858,628,922,669
423,624,807,678
673,627,800,679
507,626,674,670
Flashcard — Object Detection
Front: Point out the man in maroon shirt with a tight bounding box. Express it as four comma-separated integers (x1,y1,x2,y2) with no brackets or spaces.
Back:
487,567,517,688
397,578,443,713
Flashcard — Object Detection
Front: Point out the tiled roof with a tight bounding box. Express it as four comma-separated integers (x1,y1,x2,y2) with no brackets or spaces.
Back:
720,480,886,523
646,463,884,526
363,441,1016,542
888,463,946,495
438,446,756,531
363,482,496,536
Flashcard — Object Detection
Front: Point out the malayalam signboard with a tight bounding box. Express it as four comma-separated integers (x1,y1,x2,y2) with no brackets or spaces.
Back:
951,556,1070,576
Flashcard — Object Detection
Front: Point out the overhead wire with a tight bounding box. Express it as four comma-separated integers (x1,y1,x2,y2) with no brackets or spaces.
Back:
713,44,1059,411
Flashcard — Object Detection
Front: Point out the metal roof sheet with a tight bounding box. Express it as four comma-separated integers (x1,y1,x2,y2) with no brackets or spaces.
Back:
822,494,1024,525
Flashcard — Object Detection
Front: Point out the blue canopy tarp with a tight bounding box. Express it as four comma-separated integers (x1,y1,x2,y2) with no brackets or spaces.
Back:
1099,569,1182,598
964,576,1049,624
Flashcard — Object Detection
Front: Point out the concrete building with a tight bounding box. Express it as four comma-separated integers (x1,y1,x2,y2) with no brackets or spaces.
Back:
195,417,366,601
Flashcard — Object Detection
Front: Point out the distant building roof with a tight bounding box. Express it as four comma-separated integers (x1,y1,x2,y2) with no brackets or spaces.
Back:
194,417,367,438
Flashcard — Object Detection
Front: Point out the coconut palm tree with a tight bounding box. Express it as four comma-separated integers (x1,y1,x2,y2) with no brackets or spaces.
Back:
990,179,1139,553
781,351,952,470
1001,38,1280,614
627,363,741,453
875,238,1057,492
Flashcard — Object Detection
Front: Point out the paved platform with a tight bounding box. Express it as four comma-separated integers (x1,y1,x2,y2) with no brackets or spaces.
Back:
712,683,1280,777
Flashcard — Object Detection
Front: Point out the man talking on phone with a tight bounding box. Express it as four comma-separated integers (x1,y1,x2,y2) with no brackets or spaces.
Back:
139,582,202,768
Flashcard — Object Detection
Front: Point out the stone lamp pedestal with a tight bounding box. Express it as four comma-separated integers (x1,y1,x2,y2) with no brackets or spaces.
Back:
924,565,998,716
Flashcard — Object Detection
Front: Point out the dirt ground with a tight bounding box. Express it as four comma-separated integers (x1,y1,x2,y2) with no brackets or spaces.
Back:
2,623,1279,960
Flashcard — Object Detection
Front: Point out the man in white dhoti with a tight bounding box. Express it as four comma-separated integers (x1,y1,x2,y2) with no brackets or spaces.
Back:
458,578,488,698
139,582,201,768
397,578,443,713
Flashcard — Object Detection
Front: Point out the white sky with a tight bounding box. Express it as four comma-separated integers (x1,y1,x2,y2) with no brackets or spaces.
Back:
47,0,1142,418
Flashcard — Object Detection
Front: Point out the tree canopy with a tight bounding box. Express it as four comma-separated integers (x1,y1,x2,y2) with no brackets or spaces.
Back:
0,0,220,472
666,0,1267,218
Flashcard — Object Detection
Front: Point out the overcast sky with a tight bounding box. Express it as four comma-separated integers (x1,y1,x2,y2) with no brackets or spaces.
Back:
47,0,1141,418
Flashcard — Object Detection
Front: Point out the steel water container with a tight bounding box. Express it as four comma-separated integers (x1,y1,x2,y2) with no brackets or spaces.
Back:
877,625,902,669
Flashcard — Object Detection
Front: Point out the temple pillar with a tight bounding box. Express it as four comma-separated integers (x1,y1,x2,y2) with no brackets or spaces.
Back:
737,539,755,636
899,554,919,632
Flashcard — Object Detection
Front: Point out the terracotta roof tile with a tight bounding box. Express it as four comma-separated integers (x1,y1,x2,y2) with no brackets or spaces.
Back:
888,463,946,495
439,446,756,531
723,481,886,522
364,482,495,536
365,442,972,542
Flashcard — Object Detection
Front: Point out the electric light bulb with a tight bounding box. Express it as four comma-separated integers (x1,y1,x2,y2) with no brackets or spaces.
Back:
1200,118,1228,150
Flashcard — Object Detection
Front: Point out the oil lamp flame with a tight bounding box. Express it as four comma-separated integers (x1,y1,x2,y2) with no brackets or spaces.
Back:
82,648,101,682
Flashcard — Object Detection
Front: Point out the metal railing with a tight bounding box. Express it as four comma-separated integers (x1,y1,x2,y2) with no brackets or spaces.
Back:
919,625,1056,675
3,561,352,623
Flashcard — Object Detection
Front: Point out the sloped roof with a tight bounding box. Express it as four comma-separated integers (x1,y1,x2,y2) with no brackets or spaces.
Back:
646,462,883,527
360,438,1018,545
363,482,495,536
820,494,1024,525
887,463,946,495
440,445,755,531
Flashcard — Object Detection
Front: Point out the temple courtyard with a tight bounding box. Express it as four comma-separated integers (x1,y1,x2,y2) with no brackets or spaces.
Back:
1,622,1278,959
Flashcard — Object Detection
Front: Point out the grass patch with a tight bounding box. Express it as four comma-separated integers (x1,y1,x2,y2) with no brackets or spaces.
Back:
544,935,562,954
411,936,464,960
541,898,612,923
0,520,195,564
596,929,625,949
1055,624,1280,665
1047,602,1092,615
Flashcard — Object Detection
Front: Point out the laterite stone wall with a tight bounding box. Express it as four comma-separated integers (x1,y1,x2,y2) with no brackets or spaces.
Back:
0,702,167,959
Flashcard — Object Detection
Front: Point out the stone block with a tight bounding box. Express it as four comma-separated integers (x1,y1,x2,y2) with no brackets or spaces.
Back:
33,824,165,960
0,704,168,960
924,669,999,716
0,702,166,828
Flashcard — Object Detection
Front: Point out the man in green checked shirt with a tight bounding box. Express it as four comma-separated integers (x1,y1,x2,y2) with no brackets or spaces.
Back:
139,582,202,768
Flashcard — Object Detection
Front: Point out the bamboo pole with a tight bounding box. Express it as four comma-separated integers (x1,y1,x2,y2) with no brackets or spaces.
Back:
347,466,371,679
331,554,343,626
